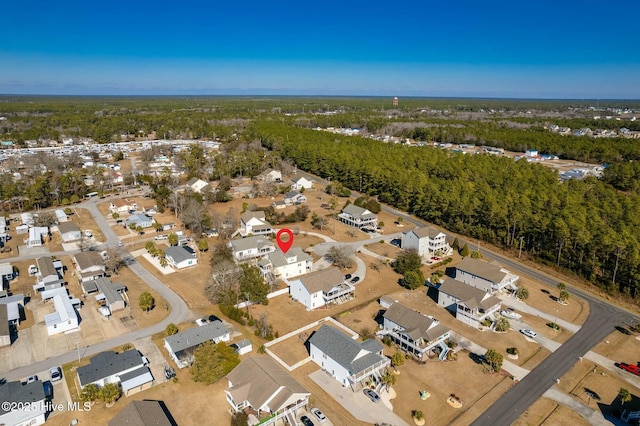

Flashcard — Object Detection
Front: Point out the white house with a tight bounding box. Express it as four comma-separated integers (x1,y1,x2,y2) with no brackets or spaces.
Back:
290,175,313,190
258,247,312,282
77,350,154,396
26,226,48,248
73,251,106,283
225,357,310,426
82,277,127,312
164,246,198,270
57,221,82,242
0,305,10,347
437,277,502,329
0,262,14,289
186,177,210,194
0,294,24,324
54,209,68,223
257,168,282,183
42,287,79,335
401,227,452,258
239,211,273,236
0,216,6,235
32,256,64,292
20,212,34,227
289,267,354,310
381,302,450,360
0,381,47,426
228,236,276,262
309,324,390,390
338,204,377,229
164,320,230,368
125,214,153,229
110,199,138,214
283,190,307,205
455,258,519,293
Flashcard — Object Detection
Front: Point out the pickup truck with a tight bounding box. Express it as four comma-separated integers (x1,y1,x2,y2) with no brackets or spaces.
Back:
615,362,640,377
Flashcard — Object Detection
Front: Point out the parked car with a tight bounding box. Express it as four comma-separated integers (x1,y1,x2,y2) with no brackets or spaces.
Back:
350,276,360,284
300,416,314,426
615,362,640,377
24,375,38,385
500,310,522,320
196,318,209,326
117,241,124,247
43,381,53,400
84,230,93,238
344,274,352,280
520,329,537,338
49,367,62,382
154,234,168,240
311,408,327,423
363,388,381,403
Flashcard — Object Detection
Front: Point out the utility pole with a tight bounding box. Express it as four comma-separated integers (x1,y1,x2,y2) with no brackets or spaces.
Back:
518,236,525,258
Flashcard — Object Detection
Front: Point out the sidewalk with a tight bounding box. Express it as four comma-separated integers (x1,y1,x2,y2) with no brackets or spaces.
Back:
498,294,581,333
453,332,530,381
544,385,622,425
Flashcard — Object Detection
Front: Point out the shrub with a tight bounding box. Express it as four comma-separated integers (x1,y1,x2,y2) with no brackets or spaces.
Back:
220,305,246,325
382,336,393,346
165,323,178,336
506,347,519,355
257,345,266,354
446,340,458,349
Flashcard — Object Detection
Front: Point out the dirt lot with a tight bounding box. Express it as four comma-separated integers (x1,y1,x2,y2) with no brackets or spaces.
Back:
592,327,640,362
515,397,590,426
364,240,403,259
516,275,590,325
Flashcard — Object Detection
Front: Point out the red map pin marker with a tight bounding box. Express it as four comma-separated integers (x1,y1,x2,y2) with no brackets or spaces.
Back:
276,229,294,254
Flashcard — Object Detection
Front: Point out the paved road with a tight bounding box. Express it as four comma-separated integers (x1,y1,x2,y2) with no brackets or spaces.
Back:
1,196,191,382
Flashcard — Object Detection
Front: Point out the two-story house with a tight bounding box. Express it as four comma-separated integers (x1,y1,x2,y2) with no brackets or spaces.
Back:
455,258,519,293
382,302,451,360
256,168,282,183
438,277,503,329
401,226,452,258
257,247,312,282
289,267,354,310
228,236,276,262
338,204,378,230
239,211,273,237
290,175,314,190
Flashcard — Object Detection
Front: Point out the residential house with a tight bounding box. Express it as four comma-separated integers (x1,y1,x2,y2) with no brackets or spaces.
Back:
455,257,519,293
108,400,174,426
0,216,6,235
73,251,106,283
82,277,127,312
58,221,82,242
26,226,48,248
290,175,313,190
186,177,210,194
239,211,273,236
77,350,154,396
0,304,10,347
308,324,390,390
0,381,46,426
0,294,24,324
283,190,307,205
401,226,452,257
54,209,68,223
32,256,64,292
20,212,34,227
164,320,230,368
42,287,79,335
0,262,14,289
382,302,450,360
225,357,310,426
437,277,502,329
272,200,287,210
164,246,198,270
256,168,282,183
338,204,378,229
110,199,138,214
289,267,354,310
125,214,153,229
228,236,276,262
258,247,312,282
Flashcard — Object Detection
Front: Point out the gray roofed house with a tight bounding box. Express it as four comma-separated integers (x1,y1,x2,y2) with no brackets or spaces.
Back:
0,304,10,347
283,190,307,205
228,235,276,262
33,256,64,292
437,277,502,329
164,245,198,269
0,380,46,426
382,303,450,360
401,226,452,257
57,221,82,242
338,204,378,229
225,357,310,424
258,247,313,281
74,251,106,282
0,294,24,323
0,262,13,289
455,257,519,293
108,400,175,426
82,277,126,312
77,350,152,394
289,267,354,310
164,320,230,368
239,211,273,236
308,324,389,390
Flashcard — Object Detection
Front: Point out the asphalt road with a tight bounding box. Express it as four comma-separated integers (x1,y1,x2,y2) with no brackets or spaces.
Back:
1,195,191,382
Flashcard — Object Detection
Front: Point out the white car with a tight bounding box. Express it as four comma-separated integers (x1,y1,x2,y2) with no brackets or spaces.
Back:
84,230,93,238
49,367,62,382
311,408,327,423
154,235,168,240
520,329,537,338
500,310,522,320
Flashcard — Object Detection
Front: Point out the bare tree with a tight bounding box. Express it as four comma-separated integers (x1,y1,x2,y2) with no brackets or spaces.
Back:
78,234,94,252
104,248,126,275
34,211,56,227
206,260,242,306
181,197,209,236
326,245,354,269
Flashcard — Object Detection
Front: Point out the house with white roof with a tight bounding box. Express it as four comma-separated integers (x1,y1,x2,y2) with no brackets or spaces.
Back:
20,212,34,227
0,216,6,235
455,257,519,293
32,256,64,292
26,226,48,248
338,204,377,229
57,221,82,242
401,226,452,257
239,211,273,237
0,294,24,324
257,247,312,282
77,350,154,396
0,305,10,347
382,302,450,360
228,236,276,262
0,262,14,289
125,214,153,229
0,380,47,426
82,277,127,312
289,267,354,310
225,357,310,426
309,324,390,390
290,175,313,190
186,177,210,194
54,209,68,223
110,199,138,214
437,277,502,329
164,320,230,368
164,246,198,270
256,168,282,183
42,287,79,335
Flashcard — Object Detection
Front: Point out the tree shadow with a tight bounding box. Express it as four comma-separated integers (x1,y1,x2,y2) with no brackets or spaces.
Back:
584,387,602,402
615,325,631,335
541,289,550,294
468,352,484,365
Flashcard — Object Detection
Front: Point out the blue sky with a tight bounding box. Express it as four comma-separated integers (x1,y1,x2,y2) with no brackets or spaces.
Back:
1,1,639,98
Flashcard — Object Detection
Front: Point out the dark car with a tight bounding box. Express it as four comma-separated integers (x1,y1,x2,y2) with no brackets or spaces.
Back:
364,388,381,403
344,274,352,280
43,381,53,400
300,415,315,426
350,276,360,284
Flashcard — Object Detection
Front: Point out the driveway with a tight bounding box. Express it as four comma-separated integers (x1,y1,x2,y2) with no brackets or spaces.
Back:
309,370,409,426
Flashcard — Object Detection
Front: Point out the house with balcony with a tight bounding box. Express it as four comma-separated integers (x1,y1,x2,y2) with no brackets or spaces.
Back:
228,236,276,263
309,324,390,391
401,226,452,258
73,251,106,283
338,204,377,230
381,302,451,360
289,267,354,310
238,211,273,237
77,350,154,397
454,258,519,293
164,320,230,368
32,256,64,292
225,356,310,426
257,247,312,282
437,277,502,329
